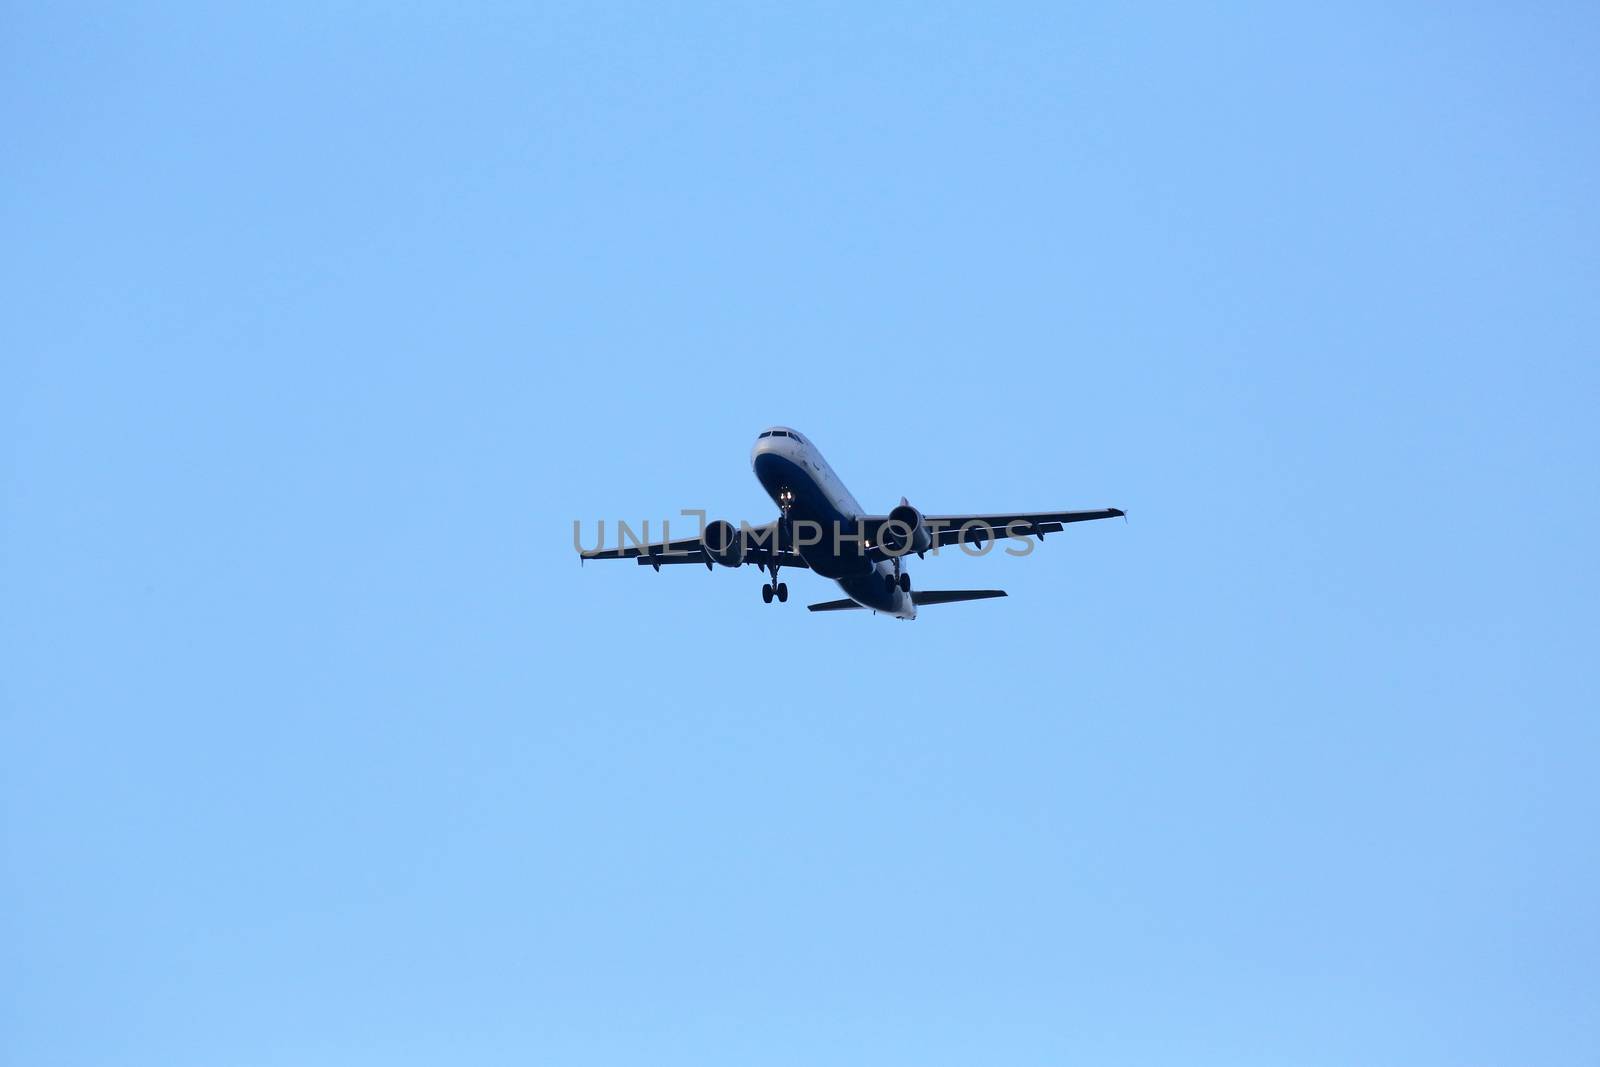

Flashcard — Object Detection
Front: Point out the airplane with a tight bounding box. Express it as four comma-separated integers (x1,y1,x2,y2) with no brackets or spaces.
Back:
579,426,1123,619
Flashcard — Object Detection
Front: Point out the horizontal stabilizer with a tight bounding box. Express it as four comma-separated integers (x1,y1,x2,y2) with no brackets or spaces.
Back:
808,590,1008,612
911,590,1007,606
807,598,866,612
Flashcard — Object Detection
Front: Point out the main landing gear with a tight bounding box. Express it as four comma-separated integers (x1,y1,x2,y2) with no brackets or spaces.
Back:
883,563,911,594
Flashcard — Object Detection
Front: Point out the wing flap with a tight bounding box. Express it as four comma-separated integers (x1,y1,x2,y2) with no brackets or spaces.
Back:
860,508,1124,554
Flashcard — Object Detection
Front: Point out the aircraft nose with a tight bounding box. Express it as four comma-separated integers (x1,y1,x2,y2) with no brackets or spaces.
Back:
750,434,781,466
751,449,781,478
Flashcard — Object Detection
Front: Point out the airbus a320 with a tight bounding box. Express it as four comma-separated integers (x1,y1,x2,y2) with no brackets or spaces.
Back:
580,426,1123,619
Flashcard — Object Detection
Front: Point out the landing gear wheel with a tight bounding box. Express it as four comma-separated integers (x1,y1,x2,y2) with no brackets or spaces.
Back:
762,584,773,604
777,582,788,603
884,573,898,593
899,572,911,593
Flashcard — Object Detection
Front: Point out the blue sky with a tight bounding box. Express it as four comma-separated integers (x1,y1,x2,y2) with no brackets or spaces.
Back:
3,4,1598,1065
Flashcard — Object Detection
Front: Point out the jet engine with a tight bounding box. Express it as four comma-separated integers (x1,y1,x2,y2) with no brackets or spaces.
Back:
701,519,747,568
880,500,932,558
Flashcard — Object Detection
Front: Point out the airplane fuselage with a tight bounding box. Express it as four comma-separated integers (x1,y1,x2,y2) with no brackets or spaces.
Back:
750,427,916,618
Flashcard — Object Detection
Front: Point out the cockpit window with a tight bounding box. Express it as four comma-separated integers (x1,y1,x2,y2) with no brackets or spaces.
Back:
759,431,773,438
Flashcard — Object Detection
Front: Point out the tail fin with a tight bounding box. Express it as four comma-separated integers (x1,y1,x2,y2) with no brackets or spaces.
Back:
911,590,1007,606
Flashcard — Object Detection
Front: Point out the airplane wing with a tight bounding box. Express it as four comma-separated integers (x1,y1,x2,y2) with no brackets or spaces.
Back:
579,520,812,571
860,508,1124,553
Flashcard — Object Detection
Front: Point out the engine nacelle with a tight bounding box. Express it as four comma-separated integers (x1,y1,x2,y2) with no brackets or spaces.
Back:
701,519,747,568
880,501,932,557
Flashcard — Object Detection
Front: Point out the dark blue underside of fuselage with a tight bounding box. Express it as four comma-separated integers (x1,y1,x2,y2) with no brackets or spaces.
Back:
751,453,880,584
752,453,909,615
